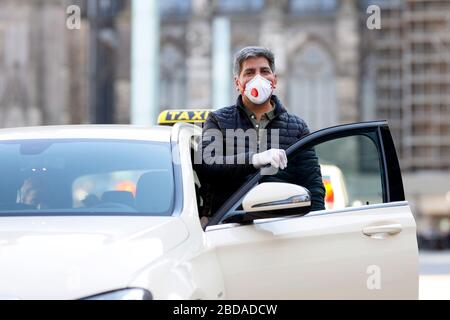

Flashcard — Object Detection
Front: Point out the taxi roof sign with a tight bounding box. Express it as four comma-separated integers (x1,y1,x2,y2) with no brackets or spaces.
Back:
157,109,211,125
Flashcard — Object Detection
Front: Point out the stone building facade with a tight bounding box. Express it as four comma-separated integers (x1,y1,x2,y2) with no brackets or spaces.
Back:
0,0,89,127
2,0,449,172
0,0,361,132
154,0,361,132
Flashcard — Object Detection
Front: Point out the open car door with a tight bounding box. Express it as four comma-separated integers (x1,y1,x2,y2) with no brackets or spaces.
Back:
205,121,419,299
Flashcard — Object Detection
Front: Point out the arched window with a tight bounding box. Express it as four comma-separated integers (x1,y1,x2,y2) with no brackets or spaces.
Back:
288,42,337,131
160,44,187,110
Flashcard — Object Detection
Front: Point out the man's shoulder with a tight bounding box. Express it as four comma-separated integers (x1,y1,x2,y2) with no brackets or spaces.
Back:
210,105,237,122
203,105,237,130
212,105,237,117
279,111,309,130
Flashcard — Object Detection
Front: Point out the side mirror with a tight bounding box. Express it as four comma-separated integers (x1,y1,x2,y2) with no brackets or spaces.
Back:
243,182,311,213
223,183,311,224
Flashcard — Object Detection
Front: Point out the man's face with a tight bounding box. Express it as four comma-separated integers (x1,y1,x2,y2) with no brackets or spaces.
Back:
235,56,277,95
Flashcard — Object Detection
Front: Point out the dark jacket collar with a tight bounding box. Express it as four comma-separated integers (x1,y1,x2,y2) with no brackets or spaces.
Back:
236,94,287,119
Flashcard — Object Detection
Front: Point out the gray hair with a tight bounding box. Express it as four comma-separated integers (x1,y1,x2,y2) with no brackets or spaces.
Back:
233,46,275,76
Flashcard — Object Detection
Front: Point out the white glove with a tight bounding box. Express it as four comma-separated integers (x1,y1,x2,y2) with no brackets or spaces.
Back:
252,149,288,170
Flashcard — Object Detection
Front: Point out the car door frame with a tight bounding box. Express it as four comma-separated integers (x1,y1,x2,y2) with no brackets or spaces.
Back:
203,121,418,299
205,120,406,228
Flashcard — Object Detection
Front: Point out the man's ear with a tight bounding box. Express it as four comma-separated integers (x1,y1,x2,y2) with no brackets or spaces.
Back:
234,76,241,92
272,74,278,89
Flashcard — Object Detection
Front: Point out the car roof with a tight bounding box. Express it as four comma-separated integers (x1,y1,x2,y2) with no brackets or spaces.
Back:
0,125,173,143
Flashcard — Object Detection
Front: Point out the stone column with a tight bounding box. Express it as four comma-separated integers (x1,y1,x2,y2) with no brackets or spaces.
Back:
336,0,360,123
67,6,89,124
185,0,212,108
131,0,159,125
259,0,288,104
0,0,70,128
29,0,70,126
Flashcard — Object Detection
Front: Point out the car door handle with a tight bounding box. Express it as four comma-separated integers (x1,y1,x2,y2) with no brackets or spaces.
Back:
362,224,403,237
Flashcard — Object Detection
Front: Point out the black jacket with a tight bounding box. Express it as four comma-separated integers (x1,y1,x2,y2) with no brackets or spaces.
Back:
196,95,325,214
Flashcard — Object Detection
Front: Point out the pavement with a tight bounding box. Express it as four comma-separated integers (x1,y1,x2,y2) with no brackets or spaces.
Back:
419,250,450,300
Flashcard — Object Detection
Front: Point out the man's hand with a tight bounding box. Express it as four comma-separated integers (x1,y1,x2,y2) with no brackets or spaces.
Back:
252,149,288,170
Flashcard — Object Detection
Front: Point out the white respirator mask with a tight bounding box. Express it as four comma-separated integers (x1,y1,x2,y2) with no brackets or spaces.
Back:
243,74,273,105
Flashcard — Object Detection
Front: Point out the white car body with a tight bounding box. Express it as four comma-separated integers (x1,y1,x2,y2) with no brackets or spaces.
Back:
0,123,419,300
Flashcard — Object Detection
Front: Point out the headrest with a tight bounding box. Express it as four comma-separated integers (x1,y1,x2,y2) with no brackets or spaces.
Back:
135,171,174,215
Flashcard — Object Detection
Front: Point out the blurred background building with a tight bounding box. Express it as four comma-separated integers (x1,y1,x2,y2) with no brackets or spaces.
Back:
360,0,450,243
0,0,449,243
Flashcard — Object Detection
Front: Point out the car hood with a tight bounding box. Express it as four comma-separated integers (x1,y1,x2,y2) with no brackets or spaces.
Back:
0,216,189,300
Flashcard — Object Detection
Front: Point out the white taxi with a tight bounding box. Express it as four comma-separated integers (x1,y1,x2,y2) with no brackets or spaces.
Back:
0,118,418,299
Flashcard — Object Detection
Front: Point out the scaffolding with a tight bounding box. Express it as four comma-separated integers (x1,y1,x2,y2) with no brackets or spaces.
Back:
369,0,450,171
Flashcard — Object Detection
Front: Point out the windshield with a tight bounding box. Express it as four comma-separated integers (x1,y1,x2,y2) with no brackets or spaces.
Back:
0,139,175,216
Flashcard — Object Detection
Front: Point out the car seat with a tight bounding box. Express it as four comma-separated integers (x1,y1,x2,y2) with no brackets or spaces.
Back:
135,171,174,215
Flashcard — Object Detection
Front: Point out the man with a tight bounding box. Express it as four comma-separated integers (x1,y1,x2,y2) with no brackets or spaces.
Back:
197,46,325,216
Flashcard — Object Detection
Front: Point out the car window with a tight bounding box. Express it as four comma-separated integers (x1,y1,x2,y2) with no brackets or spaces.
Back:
313,134,383,209
258,133,383,211
0,139,175,216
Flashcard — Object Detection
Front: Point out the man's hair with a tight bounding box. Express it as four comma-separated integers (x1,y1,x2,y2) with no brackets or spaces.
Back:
233,46,275,76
